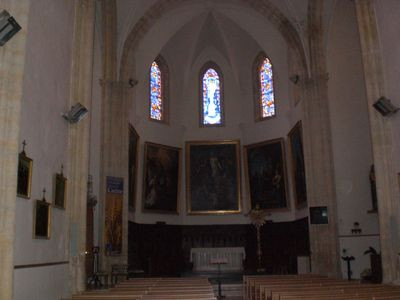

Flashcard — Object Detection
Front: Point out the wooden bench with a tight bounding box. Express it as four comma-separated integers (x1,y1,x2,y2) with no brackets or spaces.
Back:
66,277,216,300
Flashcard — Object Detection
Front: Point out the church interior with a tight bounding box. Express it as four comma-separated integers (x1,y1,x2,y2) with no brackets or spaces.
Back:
1,0,400,299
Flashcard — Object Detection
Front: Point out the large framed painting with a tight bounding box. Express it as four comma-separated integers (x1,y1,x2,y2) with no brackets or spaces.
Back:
244,138,288,210
17,150,33,198
142,142,181,213
53,172,67,209
33,199,51,239
128,124,140,212
288,121,307,207
186,140,241,214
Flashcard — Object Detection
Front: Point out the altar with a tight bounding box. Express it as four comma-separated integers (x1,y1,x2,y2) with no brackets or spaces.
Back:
190,247,245,272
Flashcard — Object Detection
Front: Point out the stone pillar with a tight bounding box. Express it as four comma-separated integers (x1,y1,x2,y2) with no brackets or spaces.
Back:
355,0,400,283
98,0,129,271
99,80,130,271
0,1,30,299
68,0,95,293
302,0,341,277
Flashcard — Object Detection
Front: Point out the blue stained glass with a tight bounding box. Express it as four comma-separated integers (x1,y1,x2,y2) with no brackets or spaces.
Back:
150,61,163,120
260,58,275,118
202,68,221,125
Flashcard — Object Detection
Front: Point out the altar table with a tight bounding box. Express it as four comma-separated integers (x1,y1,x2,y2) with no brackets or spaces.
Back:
190,247,245,272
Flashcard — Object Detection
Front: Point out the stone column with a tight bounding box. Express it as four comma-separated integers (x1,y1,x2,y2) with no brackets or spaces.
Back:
302,0,341,277
99,80,130,271
68,0,95,293
355,0,400,283
0,1,30,300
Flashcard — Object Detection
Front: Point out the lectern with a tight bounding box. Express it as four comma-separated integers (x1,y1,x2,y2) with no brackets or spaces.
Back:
211,257,228,299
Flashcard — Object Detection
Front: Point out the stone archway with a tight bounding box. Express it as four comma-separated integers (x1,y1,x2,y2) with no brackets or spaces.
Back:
100,0,342,277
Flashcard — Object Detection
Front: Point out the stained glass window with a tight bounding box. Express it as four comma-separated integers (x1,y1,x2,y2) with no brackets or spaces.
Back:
150,61,163,121
202,68,222,125
259,57,275,118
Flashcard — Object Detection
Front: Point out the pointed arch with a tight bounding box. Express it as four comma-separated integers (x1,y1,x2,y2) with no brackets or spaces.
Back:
149,55,169,123
199,61,224,127
253,52,276,121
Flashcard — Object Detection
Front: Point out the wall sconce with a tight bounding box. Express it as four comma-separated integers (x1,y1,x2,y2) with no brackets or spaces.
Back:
289,75,299,84
351,222,362,234
62,103,88,124
373,97,399,116
128,78,138,88
0,10,21,46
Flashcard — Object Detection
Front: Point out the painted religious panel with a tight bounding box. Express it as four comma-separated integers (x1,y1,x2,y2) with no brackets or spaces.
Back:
142,142,181,213
288,121,307,207
244,138,288,210
17,150,33,198
34,199,51,239
53,171,67,209
128,124,139,212
105,176,123,256
186,140,241,214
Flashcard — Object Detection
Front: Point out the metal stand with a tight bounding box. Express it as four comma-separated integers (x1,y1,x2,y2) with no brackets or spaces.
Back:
88,247,102,286
341,255,355,280
211,258,227,300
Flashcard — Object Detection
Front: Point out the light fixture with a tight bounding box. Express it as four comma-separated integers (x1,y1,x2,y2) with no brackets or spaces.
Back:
62,103,88,124
128,78,138,88
373,97,399,116
0,10,21,46
289,75,299,84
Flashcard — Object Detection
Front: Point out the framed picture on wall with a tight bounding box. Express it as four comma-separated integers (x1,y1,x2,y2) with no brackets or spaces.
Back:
288,121,307,208
186,140,241,214
53,171,67,209
33,199,51,239
128,124,140,212
244,138,289,210
142,142,181,214
17,150,33,198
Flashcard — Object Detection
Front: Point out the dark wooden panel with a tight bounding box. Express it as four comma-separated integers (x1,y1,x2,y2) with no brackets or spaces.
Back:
128,218,309,276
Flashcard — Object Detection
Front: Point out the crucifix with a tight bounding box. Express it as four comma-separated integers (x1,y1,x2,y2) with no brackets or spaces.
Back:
246,204,270,272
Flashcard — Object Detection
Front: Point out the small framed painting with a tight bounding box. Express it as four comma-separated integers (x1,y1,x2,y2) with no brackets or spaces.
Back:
17,150,33,198
34,199,51,239
54,172,67,209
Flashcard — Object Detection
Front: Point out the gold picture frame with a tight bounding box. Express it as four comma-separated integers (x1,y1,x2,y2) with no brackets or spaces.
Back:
54,172,67,209
33,199,51,239
244,138,289,211
186,140,241,215
17,151,33,199
288,121,307,208
128,124,140,212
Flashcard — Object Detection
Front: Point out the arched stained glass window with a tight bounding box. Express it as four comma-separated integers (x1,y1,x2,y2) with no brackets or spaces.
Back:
150,61,163,120
149,56,169,123
253,53,276,121
200,62,224,126
259,57,275,118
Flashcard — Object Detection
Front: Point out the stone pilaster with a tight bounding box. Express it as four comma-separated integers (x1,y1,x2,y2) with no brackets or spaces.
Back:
98,0,129,272
99,80,130,271
68,0,95,293
355,0,400,283
0,1,30,299
302,0,341,277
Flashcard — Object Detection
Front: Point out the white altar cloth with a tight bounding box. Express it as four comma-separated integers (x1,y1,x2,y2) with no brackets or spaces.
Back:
190,247,245,272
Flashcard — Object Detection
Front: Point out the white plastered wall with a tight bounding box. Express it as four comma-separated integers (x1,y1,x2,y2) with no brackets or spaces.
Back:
13,1,75,299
